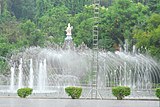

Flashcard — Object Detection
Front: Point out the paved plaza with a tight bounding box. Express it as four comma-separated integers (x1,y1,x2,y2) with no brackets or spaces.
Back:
0,97,159,107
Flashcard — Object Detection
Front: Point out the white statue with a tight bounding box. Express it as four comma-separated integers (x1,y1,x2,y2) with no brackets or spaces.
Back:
65,23,73,40
66,23,73,36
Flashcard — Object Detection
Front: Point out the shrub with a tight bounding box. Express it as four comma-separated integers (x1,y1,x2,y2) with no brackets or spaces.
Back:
65,86,82,99
112,86,131,100
156,88,160,99
17,88,33,98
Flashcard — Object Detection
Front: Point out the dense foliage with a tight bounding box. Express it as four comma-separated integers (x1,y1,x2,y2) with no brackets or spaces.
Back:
134,13,160,59
0,0,160,72
65,86,82,99
156,88,160,99
17,88,33,98
112,86,131,100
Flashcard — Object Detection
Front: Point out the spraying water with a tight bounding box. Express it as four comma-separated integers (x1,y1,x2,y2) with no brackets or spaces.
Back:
18,58,23,89
0,24,159,98
4,47,159,93
10,66,15,92
29,59,34,88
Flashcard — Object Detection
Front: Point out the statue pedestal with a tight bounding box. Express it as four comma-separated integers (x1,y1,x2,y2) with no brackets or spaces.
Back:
65,35,72,40
63,35,74,50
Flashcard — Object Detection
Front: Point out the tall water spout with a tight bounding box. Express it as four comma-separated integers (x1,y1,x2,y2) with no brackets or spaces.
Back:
38,59,47,92
133,45,136,54
29,59,34,88
124,40,128,53
124,62,127,86
10,66,15,92
38,60,43,91
18,58,23,89
43,59,47,89
119,66,122,86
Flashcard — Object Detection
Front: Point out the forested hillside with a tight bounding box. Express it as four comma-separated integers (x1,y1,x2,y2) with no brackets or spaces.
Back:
0,0,160,60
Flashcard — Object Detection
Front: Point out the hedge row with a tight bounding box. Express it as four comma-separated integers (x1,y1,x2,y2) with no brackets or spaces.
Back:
16,86,160,100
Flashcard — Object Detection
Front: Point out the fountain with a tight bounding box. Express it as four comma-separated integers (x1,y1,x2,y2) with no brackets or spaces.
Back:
29,59,34,88
18,58,23,89
10,66,15,92
37,59,47,92
0,23,160,98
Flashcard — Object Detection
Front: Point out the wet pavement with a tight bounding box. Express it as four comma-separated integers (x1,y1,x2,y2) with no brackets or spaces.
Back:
0,98,159,107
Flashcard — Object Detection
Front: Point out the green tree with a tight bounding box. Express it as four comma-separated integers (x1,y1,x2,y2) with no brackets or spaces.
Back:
50,0,92,15
101,0,149,49
132,0,160,13
20,20,45,46
71,5,114,50
134,13,160,60
36,0,51,18
0,0,12,22
146,0,160,13
0,36,11,56
7,0,36,20
38,5,70,44
0,20,20,53
147,13,160,30
70,5,93,46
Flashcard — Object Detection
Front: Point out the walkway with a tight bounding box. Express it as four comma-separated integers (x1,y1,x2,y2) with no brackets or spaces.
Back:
0,98,159,107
